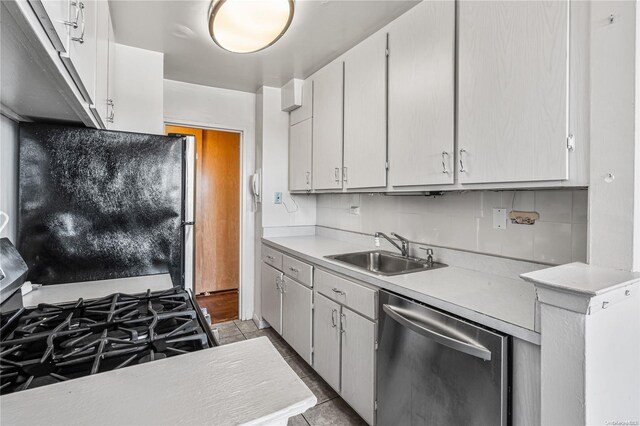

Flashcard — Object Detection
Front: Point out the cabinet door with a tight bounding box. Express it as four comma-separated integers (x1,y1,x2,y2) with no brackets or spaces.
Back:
61,0,97,104
388,1,455,187
29,0,70,53
92,0,109,127
458,1,569,184
290,78,312,125
289,118,312,191
261,263,282,334
341,306,376,425
343,30,387,189
312,59,343,190
313,292,341,391
282,277,313,364
106,14,115,129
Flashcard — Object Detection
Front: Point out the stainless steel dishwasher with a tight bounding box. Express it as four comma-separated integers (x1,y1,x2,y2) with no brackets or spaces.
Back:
377,290,509,425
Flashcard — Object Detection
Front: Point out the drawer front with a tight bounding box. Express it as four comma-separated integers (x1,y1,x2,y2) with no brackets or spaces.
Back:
262,245,283,271
283,255,313,288
315,269,377,320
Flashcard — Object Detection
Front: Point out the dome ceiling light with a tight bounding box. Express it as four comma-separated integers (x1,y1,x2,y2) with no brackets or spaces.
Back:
208,0,295,54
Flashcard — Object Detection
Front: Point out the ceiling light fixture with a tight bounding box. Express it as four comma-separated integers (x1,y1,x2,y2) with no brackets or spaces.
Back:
208,0,295,54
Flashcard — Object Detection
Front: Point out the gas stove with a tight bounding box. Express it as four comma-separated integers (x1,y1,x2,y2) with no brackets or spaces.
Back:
0,286,215,395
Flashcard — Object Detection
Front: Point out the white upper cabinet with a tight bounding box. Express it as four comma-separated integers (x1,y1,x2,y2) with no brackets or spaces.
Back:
29,0,70,53
92,0,109,127
290,78,313,125
343,30,387,190
289,118,313,191
60,0,98,105
388,1,455,187
458,1,569,184
312,58,344,190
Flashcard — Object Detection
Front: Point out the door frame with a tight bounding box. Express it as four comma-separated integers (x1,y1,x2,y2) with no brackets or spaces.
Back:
165,120,246,320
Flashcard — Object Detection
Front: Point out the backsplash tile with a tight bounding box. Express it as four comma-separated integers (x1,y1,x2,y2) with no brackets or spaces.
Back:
316,190,588,265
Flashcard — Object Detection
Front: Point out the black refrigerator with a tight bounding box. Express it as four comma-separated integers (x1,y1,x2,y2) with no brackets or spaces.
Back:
17,123,196,289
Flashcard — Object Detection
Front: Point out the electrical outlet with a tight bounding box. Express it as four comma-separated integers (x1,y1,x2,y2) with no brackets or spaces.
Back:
274,192,282,204
349,206,360,215
493,208,507,230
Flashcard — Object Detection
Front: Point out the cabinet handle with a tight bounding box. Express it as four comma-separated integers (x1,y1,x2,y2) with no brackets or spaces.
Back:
340,313,346,334
275,276,281,291
305,171,310,186
288,267,299,274
64,1,81,28
266,255,274,260
441,151,450,174
331,309,338,328
281,278,286,293
334,167,340,183
70,2,85,44
459,149,467,173
106,99,115,123
343,166,348,183
332,288,345,296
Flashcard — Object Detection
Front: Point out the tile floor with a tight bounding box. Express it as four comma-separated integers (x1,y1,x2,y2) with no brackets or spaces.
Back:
212,320,367,426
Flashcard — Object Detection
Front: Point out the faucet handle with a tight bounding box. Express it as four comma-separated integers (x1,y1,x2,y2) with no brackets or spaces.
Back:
419,247,434,256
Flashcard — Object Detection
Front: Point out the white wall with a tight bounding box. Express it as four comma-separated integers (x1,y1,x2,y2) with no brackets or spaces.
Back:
163,79,256,321
317,190,588,265
0,114,18,243
259,87,316,230
113,44,164,135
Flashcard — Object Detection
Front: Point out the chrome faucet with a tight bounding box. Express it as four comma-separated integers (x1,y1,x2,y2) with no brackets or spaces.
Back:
375,232,410,257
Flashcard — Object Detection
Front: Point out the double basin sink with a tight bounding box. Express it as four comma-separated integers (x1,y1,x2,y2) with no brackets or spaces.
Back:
325,250,447,276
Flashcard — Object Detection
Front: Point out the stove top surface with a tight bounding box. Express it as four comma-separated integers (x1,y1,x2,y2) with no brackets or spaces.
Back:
0,286,214,395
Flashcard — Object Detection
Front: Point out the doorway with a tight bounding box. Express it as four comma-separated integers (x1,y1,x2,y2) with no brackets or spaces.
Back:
166,125,241,324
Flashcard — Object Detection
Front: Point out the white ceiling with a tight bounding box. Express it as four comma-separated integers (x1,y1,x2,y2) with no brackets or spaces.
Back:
109,0,419,93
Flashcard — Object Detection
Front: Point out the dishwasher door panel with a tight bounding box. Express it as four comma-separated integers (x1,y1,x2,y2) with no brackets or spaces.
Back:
377,291,508,426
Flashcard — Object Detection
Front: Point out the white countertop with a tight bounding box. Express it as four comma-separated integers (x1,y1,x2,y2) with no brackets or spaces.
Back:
521,262,640,296
22,274,174,307
263,235,539,344
0,337,316,426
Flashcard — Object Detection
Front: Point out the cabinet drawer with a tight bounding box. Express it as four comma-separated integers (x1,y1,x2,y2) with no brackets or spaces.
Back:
315,270,377,320
283,255,313,288
262,245,283,271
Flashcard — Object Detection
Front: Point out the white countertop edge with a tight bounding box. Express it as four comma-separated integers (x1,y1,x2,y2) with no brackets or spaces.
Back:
520,262,640,297
1,337,317,426
263,238,541,345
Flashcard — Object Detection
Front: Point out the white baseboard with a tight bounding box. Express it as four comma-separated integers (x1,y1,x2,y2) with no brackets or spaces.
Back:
252,313,269,330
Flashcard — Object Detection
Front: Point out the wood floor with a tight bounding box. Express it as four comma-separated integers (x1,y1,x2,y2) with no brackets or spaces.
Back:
196,290,238,324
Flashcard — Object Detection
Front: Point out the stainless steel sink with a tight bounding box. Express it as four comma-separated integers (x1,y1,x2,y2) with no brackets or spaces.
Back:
325,250,447,276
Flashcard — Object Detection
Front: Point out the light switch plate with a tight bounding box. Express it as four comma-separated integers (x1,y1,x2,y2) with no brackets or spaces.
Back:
493,208,507,229
274,192,282,204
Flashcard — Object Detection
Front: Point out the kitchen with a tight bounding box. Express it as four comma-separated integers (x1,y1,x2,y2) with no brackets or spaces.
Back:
0,0,639,425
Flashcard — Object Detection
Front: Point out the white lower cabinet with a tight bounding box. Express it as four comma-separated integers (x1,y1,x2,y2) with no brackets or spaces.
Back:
313,271,377,425
340,307,376,425
282,276,313,364
313,293,341,391
261,262,283,334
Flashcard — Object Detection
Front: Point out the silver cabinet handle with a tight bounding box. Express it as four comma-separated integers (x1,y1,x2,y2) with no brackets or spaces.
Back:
280,276,286,293
332,288,345,296
266,255,274,260
382,304,491,361
340,313,346,334
334,167,340,183
288,267,299,274
64,1,81,28
459,149,467,173
106,99,115,123
343,166,348,183
275,276,281,291
70,2,85,44
441,151,450,174
331,309,337,328
305,171,310,185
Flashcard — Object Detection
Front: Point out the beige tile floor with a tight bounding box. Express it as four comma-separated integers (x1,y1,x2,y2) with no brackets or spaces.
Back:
212,320,367,426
